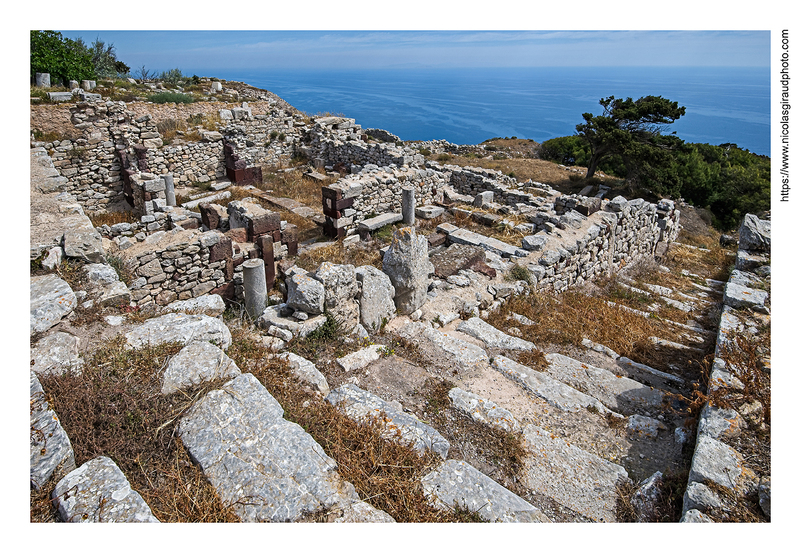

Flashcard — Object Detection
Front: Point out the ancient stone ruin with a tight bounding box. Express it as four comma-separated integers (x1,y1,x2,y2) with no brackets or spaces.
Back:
30,80,769,523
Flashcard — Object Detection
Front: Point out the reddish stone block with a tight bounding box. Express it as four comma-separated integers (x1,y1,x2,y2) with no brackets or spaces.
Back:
282,224,298,256
210,281,236,303
321,186,343,202
323,219,346,239
225,227,248,244
249,211,281,238
178,218,199,230
208,236,232,263
199,203,221,230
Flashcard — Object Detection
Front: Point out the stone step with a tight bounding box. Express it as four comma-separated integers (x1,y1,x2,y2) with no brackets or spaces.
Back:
491,355,614,416
422,459,550,522
326,383,450,459
543,353,666,417
456,316,536,351
521,423,630,522
397,321,490,371
179,373,391,522
439,224,527,259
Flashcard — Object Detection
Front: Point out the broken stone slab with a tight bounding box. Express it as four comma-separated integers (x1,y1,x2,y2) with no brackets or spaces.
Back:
161,340,241,395
422,459,549,522
53,456,159,522
616,356,686,387
681,509,714,522
124,313,232,350
257,305,327,338
448,387,520,433
688,434,754,493
738,213,770,252
697,404,745,440
429,243,487,279
522,423,629,522
163,294,226,317
277,352,330,396
63,227,106,263
521,235,548,251
82,263,131,306
631,471,664,522
180,373,367,522
682,481,724,515
416,205,445,219
355,265,396,332
336,344,384,372
331,499,397,523
723,281,769,312
399,322,489,369
286,272,326,315
544,353,665,416
734,249,769,272
326,383,450,459
448,227,526,258
358,212,402,233
30,331,83,376
30,372,76,491
626,414,667,439
456,317,536,351
491,356,612,415
314,262,360,333
30,274,77,335
382,227,434,315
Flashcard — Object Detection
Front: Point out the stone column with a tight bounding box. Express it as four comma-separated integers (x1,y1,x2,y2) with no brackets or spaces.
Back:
242,258,267,320
402,187,416,226
35,73,50,88
164,174,176,206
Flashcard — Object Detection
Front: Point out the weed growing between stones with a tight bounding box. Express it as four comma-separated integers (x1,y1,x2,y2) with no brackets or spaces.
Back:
36,336,239,522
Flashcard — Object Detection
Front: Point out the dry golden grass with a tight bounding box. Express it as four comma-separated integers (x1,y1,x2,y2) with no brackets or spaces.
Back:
263,168,335,208
35,336,240,522
295,241,383,272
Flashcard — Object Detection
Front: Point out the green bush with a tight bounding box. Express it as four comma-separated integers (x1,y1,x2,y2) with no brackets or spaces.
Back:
148,92,193,104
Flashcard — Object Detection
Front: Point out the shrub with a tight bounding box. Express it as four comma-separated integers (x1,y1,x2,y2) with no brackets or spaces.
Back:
436,153,452,162
148,92,193,104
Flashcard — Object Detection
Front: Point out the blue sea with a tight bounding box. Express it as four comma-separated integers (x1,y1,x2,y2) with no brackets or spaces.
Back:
217,66,770,157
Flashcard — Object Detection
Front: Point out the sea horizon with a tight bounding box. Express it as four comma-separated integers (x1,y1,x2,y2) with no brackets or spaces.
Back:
212,65,771,157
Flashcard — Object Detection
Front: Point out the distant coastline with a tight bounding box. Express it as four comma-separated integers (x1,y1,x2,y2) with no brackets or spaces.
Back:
212,66,770,156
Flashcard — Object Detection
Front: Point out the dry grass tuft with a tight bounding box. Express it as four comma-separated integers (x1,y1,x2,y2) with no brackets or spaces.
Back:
295,241,383,272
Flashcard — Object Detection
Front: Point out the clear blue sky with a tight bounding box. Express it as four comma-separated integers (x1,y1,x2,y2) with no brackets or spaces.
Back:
54,30,770,76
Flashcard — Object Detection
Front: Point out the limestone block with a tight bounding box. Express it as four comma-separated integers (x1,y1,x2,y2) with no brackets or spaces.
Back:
30,331,83,376
422,459,548,522
278,352,330,396
161,340,241,395
164,294,226,317
336,344,383,372
30,372,76,491
314,262,360,333
53,456,159,522
382,227,434,314
124,313,232,349
738,213,770,252
355,265,396,331
448,387,519,433
326,383,450,459
179,373,359,522
457,317,536,351
30,274,77,335
286,273,325,315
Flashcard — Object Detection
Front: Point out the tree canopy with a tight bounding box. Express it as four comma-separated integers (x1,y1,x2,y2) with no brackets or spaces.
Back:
576,95,686,180
31,31,130,85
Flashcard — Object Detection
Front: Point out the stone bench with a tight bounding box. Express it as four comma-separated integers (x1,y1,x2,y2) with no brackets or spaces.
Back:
357,212,402,239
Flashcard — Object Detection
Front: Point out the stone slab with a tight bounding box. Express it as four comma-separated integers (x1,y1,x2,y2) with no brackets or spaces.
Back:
179,373,362,522
448,387,519,433
124,313,232,350
457,317,536,351
30,274,77,335
30,331,83,376
278,352,330,396
493,355,614,417
544,353,665,416
30,372,76,491
522,424,629,522
326,383,450,459
358,212,402,232
53,456,159,522
422,460,549,522
161,340,241,395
